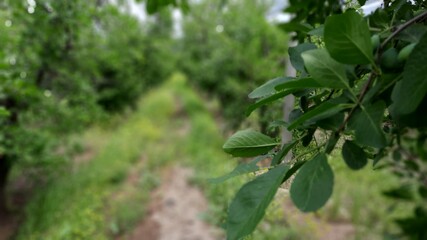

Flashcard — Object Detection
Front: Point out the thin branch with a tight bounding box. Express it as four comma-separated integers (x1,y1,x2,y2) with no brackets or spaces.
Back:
380,10,427,50
325,90,335,101
338,72,377,133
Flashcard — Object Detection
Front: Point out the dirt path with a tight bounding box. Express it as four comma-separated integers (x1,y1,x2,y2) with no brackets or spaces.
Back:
0,174,35,240
0,210,18,240
127,166,220,240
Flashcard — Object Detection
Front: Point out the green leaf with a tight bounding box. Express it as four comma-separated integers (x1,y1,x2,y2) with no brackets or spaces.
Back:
348,101,387,148
209,156,265,184
223,130,278,157
268,120,288,130
288,101,353,130
391,33,427,114
290,153,334,212
342,140,368,170
279,22,313,33
227,164,289,240
274,77,322,91
246,90,294,116
247,77,322,116
317,112,345,131
289,109,303,123
248,77,293,99
302,128,316,147
146,0,176,14
383,185,414,201
288,43,317,71
325,133,340,154
0,107,10,117
180,0,190,13
270,141,297,166
357,0,367,6
373,150,385,167
395,211,427,237
282,161,306,183
308,25,324,37
302,49,350,89
145,0,190,13
324,10,374,65
396,24,427,43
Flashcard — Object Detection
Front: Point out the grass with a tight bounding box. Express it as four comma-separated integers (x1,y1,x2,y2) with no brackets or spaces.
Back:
323,153,413,239
16,73,243,239
15,73,408,239
16,76,177,239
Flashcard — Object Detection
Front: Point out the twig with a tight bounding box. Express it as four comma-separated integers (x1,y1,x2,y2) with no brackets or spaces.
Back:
325,90,335,101
380,10,427,50
337,72,377,133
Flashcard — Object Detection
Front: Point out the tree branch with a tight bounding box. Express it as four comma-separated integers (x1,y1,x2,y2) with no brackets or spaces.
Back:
380,10,427,50
338,72,377,133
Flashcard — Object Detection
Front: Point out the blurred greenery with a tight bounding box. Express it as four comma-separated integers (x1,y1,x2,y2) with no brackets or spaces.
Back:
0,0,415,239
179,0,287,130
0,0,175,208
15,74,237,239
12,74,408,239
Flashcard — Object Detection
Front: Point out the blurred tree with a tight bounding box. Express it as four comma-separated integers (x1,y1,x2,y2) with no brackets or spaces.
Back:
91,6,147,111
140,7,177,90
0,0,176,210
179,0,287,129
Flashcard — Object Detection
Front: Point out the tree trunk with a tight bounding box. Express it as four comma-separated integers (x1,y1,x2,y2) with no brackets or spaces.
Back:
0,98,18,212
0,155,11,212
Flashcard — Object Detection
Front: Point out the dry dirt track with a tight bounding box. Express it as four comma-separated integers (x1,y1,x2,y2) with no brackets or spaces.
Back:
125,166,221,240
122,167,354,240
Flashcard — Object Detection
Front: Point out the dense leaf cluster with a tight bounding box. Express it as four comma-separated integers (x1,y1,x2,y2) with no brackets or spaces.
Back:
222,1,427,239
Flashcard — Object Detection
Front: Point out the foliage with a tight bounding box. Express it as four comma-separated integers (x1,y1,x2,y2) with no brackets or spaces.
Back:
222,1,427,239
226,164,289,240
179,0,287,129
17,75,171,239
15,73,407,239
1,1,102,201
0,0,176,207
279,0,342,42
139,0,190,14
17,74,245,239
223,130,278,157
3,0,426,239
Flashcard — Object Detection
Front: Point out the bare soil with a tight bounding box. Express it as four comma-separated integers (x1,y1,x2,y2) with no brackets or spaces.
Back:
0,178,31,240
